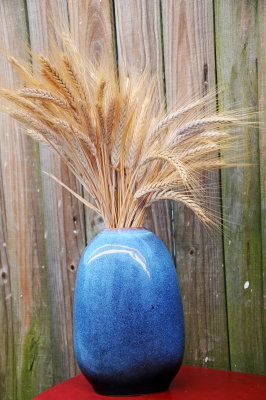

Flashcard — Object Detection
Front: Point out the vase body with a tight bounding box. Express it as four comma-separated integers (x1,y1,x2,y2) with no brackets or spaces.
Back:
73,228,185,395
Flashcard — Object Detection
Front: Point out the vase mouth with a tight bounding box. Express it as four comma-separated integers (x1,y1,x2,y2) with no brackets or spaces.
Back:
103,227,147,231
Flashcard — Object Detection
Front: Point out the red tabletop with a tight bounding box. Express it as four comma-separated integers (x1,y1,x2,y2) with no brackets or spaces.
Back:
33,365,266,400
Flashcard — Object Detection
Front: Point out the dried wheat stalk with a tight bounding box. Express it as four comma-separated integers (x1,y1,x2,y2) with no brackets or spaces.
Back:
0,32,249,228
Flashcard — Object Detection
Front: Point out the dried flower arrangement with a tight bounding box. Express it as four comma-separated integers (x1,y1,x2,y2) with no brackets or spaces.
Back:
0,33,247,229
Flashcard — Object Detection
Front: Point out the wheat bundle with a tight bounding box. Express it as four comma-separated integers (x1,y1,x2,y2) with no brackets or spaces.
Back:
0,33,249,229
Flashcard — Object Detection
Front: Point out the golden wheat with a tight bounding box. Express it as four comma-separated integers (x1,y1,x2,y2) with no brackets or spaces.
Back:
0,32,249,228
19,88,69,109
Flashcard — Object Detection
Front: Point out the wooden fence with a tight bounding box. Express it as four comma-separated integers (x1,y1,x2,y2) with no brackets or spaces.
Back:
0,0,265,398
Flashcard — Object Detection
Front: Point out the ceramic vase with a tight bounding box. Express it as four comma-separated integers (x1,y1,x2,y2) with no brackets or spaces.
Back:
73,228,185,395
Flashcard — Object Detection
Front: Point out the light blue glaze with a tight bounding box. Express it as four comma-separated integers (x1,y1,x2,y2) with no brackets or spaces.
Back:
73,228,185,395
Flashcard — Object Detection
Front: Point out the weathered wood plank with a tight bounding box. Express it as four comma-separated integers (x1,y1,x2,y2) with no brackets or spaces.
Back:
68,0,113,64
162,0,230,369
0,143,17,400
113,0,173,255
25,0,86,384
258,0,266,346
215,0,265,373
0,1,52,398
67,0,114,242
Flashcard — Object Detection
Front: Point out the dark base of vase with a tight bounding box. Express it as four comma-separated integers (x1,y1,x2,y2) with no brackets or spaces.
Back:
93,381,170,396
82,366,180,396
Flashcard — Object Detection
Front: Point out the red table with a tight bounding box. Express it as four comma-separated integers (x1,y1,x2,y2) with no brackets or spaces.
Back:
33,366,266,400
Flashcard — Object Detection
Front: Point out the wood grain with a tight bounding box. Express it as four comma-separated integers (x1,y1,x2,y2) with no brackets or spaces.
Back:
113,0,173,254
68,0,113,64
162,0,230,369
215,0,265,373
0,1,52,398
25,0,85,385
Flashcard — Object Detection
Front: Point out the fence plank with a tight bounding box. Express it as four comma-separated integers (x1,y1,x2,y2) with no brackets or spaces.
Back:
162,0,230,369
0,1,52,399
258,0,266,347
25,0,86,384
215,0,265,373
67,0,114,242
113,0,173,255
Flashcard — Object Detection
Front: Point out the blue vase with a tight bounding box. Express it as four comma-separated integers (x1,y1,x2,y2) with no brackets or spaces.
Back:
73,228,185,395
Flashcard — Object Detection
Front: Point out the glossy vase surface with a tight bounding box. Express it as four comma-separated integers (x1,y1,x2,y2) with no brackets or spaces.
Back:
73,228,185,395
